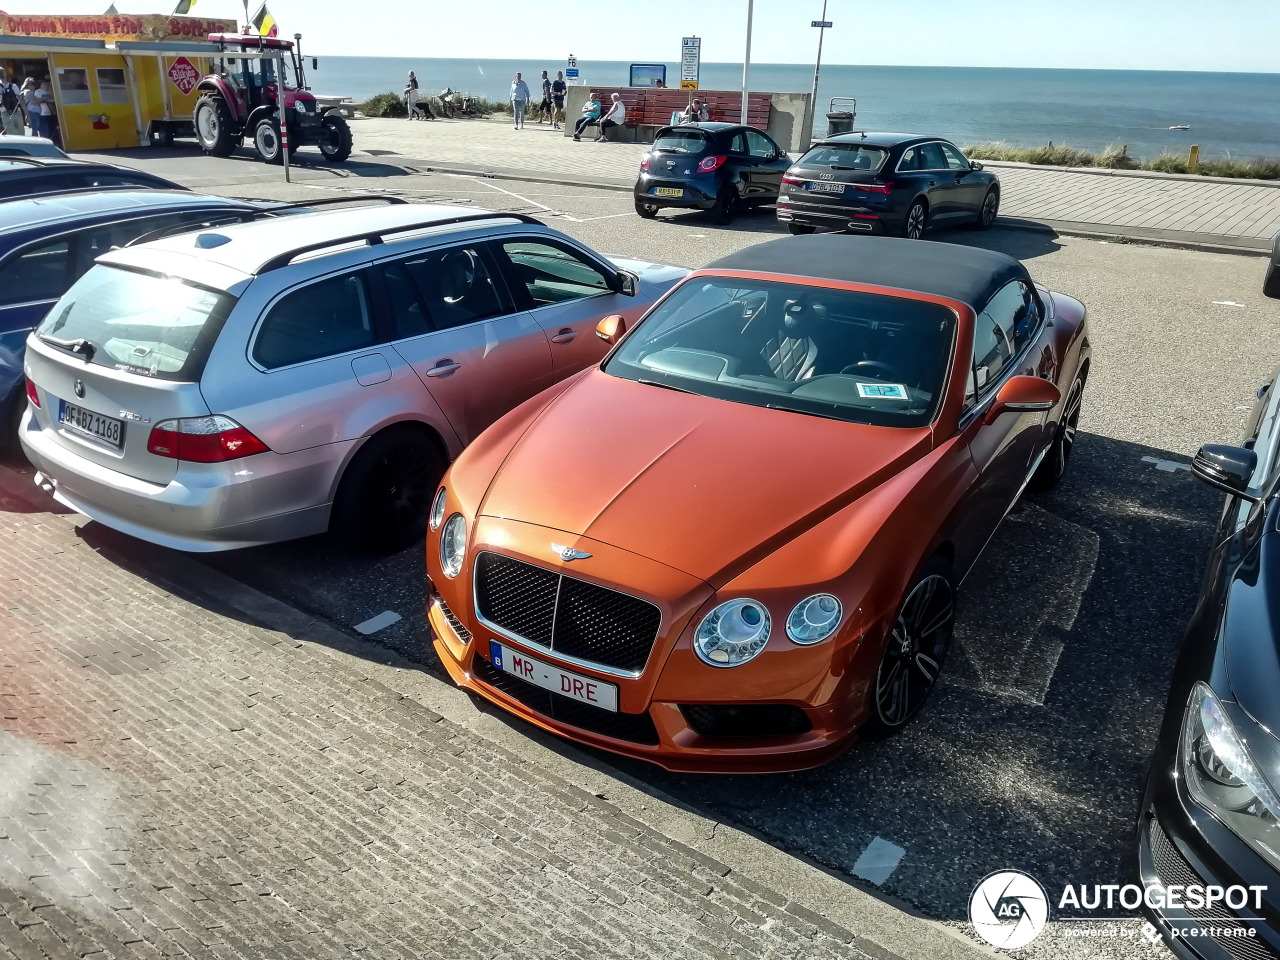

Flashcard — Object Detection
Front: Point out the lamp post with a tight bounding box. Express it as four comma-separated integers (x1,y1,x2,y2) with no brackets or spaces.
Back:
808,0,830,147
741,0,754,123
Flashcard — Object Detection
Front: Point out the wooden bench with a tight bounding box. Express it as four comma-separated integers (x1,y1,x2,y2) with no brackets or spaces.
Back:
585,89,772,142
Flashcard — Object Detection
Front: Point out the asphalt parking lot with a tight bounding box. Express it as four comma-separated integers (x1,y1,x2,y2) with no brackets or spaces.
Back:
17,155,1280,958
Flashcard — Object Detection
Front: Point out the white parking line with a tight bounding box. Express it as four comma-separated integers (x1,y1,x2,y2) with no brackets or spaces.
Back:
353,611,402,635
852,836,906,886
1141,456,1191,473
442,174,635,222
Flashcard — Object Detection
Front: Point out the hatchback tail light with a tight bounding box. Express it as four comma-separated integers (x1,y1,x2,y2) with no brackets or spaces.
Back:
857,181,895,194
24,376,39,408
696,155,727,173
147,415,269,463
640,153,650,171
781,173,804,185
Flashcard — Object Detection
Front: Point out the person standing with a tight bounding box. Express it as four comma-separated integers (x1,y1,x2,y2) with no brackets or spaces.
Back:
550,71,567,130
21,78,40,138
405,70,424,120
0,70,24,136
37,79,59,147
509,72,531,129
596,92,625,142
572,93,601,141
537,70,552,124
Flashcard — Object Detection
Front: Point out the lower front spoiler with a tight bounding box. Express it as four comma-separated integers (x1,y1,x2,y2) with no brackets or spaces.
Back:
429,607,856,775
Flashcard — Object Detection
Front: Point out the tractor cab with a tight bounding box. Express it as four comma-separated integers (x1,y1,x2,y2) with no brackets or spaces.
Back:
193,33,350,165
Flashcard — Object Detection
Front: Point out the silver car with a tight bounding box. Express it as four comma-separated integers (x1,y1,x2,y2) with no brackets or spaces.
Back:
20,204,687,552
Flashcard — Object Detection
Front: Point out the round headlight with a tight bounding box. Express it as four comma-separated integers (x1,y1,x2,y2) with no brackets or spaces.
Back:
694,598,770,668
440,513,466,579
429,486,447,531
786,594,842,644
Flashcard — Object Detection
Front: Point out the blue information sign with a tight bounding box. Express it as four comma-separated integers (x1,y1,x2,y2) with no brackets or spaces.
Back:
565,68,579,78
812,19,833,27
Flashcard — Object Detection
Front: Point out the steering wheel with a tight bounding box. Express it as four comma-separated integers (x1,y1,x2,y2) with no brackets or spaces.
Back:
841,360,899,378
440,250,478,304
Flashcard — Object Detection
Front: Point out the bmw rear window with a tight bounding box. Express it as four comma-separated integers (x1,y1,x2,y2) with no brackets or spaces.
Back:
798,143,888,173
36,264,235,382
653,131,710,154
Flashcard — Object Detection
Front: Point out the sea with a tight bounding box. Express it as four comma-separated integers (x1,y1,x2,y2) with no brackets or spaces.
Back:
308,58,1280,162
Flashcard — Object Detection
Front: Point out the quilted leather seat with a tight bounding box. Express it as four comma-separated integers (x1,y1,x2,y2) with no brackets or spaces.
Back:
759,300,822,381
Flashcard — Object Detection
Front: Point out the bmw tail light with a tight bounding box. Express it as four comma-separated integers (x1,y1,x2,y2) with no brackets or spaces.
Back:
640,153,650,171
147,415,269,463
697,155,727,173
857,181,895,194
781,173,803,185
24,376,39,408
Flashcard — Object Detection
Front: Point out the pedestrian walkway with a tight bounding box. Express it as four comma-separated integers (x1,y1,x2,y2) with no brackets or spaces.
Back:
352,116,1280,249
0,466,978,960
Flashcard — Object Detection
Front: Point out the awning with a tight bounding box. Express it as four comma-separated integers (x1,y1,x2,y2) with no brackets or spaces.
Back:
112,40,220,56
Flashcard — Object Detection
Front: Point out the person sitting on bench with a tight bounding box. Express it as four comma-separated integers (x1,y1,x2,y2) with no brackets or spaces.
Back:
595,93,625,142
572,94,602,141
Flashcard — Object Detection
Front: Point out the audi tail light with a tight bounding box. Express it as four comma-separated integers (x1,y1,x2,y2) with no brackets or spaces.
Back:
856,181,895,195
781,173,804,185
696,155,727,173
24,376,39,408
147,415,269,463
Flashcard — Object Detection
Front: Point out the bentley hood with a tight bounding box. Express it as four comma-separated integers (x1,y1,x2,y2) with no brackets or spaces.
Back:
479,370,933,585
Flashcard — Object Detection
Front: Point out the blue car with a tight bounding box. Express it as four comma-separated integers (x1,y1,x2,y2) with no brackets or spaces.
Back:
0,190,271,452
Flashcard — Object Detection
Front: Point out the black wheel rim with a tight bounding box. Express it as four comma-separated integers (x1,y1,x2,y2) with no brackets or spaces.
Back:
1048,378,1084,480
983,191,998,225
362,445,436,537
321,121,340,154
875,574,954,728
906,204,925,239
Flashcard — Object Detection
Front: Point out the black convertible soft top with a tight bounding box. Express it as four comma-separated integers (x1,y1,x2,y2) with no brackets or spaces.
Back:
705,235,1029,309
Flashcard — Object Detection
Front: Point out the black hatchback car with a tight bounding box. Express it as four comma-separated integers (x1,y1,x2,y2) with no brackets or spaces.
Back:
0,157,182,202
776,133,1000,239
633,122,790,225
1135,361,1280,957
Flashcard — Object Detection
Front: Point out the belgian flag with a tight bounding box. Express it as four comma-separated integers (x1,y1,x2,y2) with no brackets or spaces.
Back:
251,3,278,37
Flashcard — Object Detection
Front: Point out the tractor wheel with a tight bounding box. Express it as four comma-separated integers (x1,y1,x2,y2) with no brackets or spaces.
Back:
194,95,235,158
253,117,284,165
319,114,353,163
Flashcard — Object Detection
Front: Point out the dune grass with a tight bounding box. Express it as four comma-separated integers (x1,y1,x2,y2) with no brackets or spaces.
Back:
963,141,1280,179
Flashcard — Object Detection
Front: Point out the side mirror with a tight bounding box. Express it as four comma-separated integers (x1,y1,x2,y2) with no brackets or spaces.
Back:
596,314,627,343
617,271,637,297
983,375,1060,424
1192,444,1259,502
970,159,983,171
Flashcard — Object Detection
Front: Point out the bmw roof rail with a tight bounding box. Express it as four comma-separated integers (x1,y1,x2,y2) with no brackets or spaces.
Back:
124,195,411,247
256,211,545,273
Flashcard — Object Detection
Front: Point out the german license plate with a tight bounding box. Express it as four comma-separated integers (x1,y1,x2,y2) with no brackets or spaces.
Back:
59,400,124,449
489,640,618,712
809,182,845,194
653,187,684,198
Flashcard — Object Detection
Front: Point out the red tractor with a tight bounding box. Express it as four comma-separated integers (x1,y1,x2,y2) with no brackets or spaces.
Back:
193,32,351,164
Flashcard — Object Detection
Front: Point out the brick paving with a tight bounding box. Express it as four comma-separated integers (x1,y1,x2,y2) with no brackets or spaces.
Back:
0,493,871,959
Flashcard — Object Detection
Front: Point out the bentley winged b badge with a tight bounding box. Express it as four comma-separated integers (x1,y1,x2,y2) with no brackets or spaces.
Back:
552,543,592,562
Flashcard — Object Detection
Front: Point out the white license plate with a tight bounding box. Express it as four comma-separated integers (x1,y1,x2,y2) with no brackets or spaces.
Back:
489,640,618,712
809,182,845,194
653,187,684,198
59,400,124,449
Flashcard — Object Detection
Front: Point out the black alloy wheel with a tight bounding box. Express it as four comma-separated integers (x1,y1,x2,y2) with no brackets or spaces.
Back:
902,199,928,240
973,187,999,230
709,185,737,225
788,223,816,236
634,200,659,219
331,427,444,553
1031,375,1085,491
864,558,955,738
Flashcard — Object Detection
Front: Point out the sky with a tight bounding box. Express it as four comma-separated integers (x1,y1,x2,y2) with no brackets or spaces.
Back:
37,0,1280,73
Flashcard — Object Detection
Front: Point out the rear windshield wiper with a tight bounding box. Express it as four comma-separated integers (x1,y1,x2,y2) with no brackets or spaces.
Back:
38,334,97,363
636,377,697,395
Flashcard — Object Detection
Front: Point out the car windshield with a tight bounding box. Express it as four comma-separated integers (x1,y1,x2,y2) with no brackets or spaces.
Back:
653,131,709,154
603,277,956,428
798,143,888,172
36,264,235,382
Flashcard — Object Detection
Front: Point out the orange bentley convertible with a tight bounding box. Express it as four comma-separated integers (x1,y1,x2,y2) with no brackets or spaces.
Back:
426,235,1090,773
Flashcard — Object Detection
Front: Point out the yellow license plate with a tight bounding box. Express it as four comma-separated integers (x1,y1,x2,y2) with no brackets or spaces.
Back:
653,187,684,198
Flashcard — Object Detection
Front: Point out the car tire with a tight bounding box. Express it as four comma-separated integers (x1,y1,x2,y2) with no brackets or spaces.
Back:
194,95,235,158
709,185,737,225
330,426,445,553
253,117,284,165
787,223,816,236
972,187,999,230
319,114,353,163
1030,374,1085,491
861,555,956,739
635,200,659,219
901,199,928,240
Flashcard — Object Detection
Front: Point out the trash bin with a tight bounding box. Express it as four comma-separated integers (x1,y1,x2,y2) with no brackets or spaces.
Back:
826,111,854,136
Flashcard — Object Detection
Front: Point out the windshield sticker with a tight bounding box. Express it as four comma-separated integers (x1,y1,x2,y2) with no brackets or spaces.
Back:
856,382,909,400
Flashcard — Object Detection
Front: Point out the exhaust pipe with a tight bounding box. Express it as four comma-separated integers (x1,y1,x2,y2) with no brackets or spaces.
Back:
846,221,873,232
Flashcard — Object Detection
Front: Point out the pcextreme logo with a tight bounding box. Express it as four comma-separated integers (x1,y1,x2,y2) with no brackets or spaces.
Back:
969,870,1050,949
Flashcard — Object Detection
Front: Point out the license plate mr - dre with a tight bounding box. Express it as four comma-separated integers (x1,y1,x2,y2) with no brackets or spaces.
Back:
489,640,618,712
59,400,124,449
809,182,846,194
653,187,684,198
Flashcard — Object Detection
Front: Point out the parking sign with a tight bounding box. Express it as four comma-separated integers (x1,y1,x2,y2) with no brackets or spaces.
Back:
681,36,700,89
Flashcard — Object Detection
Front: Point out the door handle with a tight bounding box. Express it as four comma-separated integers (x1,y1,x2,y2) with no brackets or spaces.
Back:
928,179,936,186
425,360,461,378
551,329,577,344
